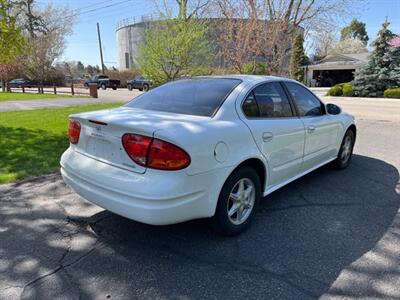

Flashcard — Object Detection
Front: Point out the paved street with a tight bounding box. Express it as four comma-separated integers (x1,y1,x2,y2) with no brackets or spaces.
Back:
1,95,400,299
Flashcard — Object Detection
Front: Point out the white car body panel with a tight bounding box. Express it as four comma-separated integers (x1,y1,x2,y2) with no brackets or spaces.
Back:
60,75,355,225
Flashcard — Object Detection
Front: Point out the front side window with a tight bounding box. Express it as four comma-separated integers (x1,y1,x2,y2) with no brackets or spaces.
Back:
126,78,241,117
285,82,323,117
242,82,293,118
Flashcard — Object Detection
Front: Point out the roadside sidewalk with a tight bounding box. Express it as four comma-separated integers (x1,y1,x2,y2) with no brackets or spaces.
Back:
0,89,141,112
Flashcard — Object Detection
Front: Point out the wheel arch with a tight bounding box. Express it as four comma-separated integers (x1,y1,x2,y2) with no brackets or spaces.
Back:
228,157,267,194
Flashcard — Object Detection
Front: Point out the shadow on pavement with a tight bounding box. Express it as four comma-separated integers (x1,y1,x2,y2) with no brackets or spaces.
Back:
1,154,399,299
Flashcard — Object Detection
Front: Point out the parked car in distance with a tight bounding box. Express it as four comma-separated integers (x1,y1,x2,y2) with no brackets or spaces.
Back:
61,75,356,235
9,78,35,88
84,75,120,90
127,75,151,92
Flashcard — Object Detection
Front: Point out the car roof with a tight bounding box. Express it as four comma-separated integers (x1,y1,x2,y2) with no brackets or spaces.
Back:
193,75,296,85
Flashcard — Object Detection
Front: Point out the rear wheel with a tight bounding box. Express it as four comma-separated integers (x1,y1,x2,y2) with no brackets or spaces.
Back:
213,167,261,236
334,129,355,169
143,83,150,92
127,84,133,91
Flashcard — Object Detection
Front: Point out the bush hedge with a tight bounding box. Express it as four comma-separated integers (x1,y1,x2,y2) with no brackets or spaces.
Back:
327,82,354,97
384,88,400,98
342,83,354,96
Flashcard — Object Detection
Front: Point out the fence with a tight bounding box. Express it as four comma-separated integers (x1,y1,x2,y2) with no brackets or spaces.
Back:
7,84,90,96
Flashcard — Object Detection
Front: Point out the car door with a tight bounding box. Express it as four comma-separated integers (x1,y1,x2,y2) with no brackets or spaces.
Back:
283,82,341,172
133,76,143,89
240,81,306,188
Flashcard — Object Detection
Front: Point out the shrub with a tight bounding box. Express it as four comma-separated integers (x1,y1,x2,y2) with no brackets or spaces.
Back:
327,83,344,96
327,82,354,96
384,88,400,98
342,83,354,96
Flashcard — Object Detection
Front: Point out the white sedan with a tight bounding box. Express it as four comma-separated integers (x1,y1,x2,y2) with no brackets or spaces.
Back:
60,75,356,235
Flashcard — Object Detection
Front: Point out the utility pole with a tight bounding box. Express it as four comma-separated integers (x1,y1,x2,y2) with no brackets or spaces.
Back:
97,22,105,75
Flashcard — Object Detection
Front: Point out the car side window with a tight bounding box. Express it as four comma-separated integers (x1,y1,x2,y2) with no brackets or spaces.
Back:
253,82,293,118
242,82,293,118
285,82,323,117
242,92,259,117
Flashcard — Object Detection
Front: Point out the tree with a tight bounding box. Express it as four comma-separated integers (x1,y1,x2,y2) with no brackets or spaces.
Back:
216,0,361,75
353,20,399,97
138,18,213,85
328,37,368,54
76,61,85,74
289,33,307,81
11,1,74,87
311,23,338,60
0,0,26,90
341,19,369,45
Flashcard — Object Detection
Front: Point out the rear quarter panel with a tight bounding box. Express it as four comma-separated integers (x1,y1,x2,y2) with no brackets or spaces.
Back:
154,119,264,176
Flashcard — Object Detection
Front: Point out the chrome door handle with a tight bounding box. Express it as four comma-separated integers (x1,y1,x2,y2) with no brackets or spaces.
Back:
307,125,316,133
262,132,274,142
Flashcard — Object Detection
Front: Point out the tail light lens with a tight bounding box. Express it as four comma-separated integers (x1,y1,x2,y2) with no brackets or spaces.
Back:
68,120,81,144
122,133,190,170
122,134,152,166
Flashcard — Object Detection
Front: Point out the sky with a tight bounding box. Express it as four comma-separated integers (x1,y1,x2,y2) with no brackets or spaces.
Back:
38,0,400,68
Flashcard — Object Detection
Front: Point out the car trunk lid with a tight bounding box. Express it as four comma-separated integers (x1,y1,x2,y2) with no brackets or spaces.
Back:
69,107,208,174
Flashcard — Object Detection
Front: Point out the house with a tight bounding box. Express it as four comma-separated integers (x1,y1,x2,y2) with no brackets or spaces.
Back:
304,53,369,87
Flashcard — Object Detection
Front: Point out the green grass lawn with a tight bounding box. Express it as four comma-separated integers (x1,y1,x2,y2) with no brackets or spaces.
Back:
0,102,123,184
0,92,84,102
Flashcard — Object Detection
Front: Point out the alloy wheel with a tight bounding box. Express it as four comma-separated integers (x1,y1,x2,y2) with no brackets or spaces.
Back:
227,178,255,225
340,135,353,163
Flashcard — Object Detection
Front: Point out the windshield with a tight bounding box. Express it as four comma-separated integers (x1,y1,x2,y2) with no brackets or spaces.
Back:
125,78,241,117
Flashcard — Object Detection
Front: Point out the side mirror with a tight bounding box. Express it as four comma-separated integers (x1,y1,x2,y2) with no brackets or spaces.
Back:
326,103,341,115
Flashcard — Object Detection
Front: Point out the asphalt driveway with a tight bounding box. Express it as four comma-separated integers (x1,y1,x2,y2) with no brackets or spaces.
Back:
1,104,399,299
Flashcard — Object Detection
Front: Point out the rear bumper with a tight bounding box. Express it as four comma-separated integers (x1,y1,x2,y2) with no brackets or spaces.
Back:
60,148,230,225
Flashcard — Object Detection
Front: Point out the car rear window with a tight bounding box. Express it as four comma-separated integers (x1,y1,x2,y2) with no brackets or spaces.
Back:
125,78,241,117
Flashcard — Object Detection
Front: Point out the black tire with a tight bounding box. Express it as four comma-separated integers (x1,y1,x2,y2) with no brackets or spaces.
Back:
334,129,355,169
112,87,117,90
143,83,150,92
84,83,89,89
127,84,133,91
138,88,143,92
101,84,106,90
213,166,261,236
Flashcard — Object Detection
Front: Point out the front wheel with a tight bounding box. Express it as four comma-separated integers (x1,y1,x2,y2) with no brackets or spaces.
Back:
334,129,355,169
143,83,150,92
213,167,261,236
127,84,133,91
101,84,106,90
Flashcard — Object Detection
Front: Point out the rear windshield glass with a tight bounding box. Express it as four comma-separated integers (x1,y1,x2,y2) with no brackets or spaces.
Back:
125,78,241,117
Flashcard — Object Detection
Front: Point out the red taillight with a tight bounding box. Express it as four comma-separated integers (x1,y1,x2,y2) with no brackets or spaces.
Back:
68,120,81,144
122,133,152,166
121,133,190,170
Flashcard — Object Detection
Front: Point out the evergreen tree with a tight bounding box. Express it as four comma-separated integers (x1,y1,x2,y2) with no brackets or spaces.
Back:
353,20,399,97
289,33,307,82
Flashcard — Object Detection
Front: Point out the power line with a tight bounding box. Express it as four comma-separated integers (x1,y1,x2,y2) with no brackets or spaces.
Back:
73,3,144,25
74,0,114,12
61,0,134,20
